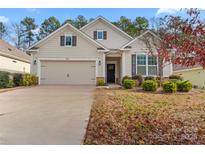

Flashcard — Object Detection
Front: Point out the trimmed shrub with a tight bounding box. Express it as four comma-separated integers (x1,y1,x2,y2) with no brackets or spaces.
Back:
144,76,156,81
162,81,177,93
169,75,183,80
142,80,158,91
176,80,192,92
122,75,131,85
13,73,23,86
123,79,136,89
96,78,105,86
22,74,38,86
132,74,143,86
7,79,14,88
0,71,10,88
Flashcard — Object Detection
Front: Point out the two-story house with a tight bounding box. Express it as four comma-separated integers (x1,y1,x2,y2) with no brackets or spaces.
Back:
28,16,172,85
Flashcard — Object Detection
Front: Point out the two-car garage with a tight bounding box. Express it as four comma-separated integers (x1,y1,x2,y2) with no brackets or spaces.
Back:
40,61,96,85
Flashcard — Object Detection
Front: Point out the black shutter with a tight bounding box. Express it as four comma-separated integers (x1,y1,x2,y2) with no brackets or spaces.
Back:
93,31,97,40
103,31,107,40
72,36,77,46
131,54,136,76
60,36,65,46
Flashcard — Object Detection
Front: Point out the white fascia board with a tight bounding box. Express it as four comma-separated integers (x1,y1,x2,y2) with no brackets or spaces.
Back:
120,30,161,49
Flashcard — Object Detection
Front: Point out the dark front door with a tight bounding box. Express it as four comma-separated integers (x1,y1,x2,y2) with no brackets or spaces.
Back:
107,64,115,83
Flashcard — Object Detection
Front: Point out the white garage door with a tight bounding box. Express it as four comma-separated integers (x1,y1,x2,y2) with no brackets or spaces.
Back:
40,61,96,85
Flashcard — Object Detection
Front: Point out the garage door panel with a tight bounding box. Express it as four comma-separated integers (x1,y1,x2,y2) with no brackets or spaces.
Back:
40,61,96,85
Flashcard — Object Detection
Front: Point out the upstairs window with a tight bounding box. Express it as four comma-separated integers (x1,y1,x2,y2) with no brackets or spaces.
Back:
65,35,72,46
97,30,103,40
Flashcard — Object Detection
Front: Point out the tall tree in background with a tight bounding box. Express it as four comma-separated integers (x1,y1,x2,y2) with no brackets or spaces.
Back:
21,17,38,47
118,16,132,34
62,19,75,26
74,15,88,29
0,22,7,39
113,16,149,37
38,16,61,40
11,22,24,49
134,17,149,36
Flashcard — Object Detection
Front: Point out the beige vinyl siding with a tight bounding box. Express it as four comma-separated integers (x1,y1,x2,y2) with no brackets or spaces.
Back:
124,36,172,77
30,26,104,78
0,55,30,73
40,61,96,85
82,20,131,49
174,68,205,88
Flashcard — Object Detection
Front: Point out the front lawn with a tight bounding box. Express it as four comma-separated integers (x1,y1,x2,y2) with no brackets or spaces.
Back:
84,88,205,144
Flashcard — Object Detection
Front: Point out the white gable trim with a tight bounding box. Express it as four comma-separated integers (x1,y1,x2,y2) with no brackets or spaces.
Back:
120,30,161,50
27,22,108,52
80,16,133,40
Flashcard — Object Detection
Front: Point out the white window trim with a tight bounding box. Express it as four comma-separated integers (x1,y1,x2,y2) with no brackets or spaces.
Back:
65,34,72,47
136,53,158,76
97,30,104,40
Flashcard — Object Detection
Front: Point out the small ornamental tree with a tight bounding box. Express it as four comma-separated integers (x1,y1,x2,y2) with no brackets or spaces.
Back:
162,9,205,68
142,9,205,86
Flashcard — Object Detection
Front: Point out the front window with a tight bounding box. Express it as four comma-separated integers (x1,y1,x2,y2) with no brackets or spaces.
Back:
148,56,157,76
137,55,146,75
97,30,103,40
65,35,72,46
136,54,157,76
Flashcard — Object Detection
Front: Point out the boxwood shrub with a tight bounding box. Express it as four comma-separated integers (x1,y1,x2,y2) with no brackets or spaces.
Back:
162,81,177,93
122,75,131,85
142,80,158,91
0,71,10,88
22,74,38,86
96,78,105,86
176,80,192,92
13,73,23,86
123,79,136,89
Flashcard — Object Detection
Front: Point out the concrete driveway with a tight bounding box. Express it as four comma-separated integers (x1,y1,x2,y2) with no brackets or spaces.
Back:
0,85,94,144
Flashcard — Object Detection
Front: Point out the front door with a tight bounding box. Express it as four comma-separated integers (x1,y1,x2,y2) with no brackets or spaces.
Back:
107,64,115,83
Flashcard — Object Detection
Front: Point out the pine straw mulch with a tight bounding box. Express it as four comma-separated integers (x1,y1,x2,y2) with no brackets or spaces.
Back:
84,88,205,144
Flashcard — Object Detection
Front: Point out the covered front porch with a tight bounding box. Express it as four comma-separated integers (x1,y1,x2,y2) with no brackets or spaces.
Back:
102,50,126,85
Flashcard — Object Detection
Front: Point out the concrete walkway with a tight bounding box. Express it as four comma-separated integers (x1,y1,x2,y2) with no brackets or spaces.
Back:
0,85,94,144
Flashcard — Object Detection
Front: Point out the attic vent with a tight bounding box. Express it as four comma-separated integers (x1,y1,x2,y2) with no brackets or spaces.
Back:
8,48,12,51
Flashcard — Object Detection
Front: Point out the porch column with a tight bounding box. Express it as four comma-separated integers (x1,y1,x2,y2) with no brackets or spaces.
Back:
37,59,41,85
122,51,126,78
102,53,106,82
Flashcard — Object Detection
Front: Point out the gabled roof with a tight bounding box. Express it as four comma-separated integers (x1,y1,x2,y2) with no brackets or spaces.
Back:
0,39,30,63
28,22,108,51
80,16,133,40
120,30,161,50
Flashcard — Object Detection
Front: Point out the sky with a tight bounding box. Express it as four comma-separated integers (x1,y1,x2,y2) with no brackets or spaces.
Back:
1,8,204,26
0,8,205,45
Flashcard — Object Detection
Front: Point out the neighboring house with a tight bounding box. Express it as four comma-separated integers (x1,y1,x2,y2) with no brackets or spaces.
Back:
0,39,30,73
28,16,172,85
173,65,205,88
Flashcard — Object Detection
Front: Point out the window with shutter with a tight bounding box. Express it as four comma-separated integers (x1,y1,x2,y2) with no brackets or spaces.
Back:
131,54,136,76
103,31,107,40
65,35,72,47
60,36,65,46
97,30,103,40
72,36,77,46
94,31,97,40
